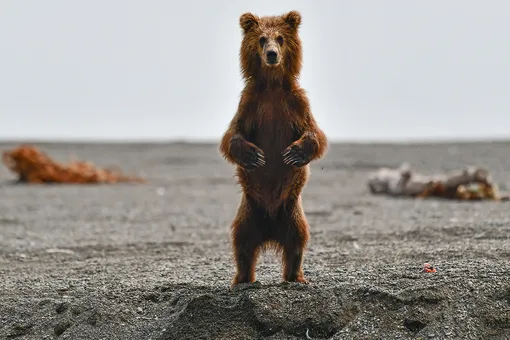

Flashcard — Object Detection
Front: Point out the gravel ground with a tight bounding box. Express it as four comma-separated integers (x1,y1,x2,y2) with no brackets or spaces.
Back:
1,141,510,340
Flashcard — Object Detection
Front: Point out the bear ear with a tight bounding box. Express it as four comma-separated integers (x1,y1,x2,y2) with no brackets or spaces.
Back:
283,11,301,30
240,12,259,33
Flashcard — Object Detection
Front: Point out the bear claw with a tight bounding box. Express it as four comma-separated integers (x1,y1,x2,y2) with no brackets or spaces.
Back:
282,145,309,167
242,150,266,170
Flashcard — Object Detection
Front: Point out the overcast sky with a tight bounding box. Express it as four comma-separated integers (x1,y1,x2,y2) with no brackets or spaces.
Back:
1,0,509,142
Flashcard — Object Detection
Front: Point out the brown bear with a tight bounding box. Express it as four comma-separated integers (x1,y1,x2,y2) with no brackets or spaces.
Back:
219,10,328,286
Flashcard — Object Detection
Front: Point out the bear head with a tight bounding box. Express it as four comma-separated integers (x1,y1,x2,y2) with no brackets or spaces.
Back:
239,11,303,83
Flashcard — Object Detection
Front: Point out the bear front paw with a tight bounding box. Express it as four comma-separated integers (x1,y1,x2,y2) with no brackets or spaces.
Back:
240,150,266,170
282,143,311,167
230,136,266,170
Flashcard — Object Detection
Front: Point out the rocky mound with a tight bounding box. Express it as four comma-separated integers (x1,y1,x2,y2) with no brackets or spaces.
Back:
3,275,510,339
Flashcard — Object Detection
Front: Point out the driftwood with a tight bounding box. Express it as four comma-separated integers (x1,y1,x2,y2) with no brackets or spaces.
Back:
367,163,508,201
2,145,145,184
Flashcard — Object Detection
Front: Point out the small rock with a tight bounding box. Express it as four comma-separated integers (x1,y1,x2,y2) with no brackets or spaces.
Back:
55,302,69,314
8,322,33,337
143,292,161,302
46,248,75,255
54,320,72,336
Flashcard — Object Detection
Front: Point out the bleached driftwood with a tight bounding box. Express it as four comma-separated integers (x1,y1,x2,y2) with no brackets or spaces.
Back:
367,163,508,201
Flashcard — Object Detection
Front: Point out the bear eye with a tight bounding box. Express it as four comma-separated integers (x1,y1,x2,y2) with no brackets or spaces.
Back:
277,35,284,45
259,37,267,47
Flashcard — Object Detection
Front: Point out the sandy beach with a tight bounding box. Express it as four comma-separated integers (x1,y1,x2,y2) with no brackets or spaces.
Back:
1,141,509,339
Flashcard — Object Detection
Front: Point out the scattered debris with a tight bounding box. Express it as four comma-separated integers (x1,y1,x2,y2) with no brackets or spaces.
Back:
45,248,76,255
2,145,146,184
423,263,437,273
367,163,509,201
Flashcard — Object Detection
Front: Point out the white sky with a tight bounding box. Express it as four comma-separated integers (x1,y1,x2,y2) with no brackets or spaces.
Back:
1,0,509,142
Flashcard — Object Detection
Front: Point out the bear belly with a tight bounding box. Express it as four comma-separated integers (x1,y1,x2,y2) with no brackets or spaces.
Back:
239,166,307,214
238,124,309,213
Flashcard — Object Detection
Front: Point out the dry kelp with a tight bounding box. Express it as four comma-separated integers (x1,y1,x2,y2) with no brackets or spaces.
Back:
2,145,145,184
367,163,508,201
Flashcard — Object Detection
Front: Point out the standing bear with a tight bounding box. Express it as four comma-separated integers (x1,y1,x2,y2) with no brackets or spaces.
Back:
219,10,328,286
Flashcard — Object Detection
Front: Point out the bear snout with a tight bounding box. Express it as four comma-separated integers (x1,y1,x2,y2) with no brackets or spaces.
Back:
266,50,278,65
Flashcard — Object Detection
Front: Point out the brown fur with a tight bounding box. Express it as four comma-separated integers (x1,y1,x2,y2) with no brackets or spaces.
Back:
219,10,328,286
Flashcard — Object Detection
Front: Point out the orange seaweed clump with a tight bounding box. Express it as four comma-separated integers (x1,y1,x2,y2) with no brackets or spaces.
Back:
2,144,146,184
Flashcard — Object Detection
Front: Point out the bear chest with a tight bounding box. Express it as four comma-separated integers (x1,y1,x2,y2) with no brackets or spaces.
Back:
251,106,298,160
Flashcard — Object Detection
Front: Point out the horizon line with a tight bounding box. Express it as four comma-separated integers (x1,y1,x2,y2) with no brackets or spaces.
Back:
1,135,510,146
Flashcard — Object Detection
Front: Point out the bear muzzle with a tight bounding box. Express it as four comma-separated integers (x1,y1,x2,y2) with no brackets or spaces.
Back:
262,40,281,67
266,50,278,65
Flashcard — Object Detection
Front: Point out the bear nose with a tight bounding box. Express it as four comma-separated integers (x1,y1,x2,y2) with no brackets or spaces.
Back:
266,50,278,64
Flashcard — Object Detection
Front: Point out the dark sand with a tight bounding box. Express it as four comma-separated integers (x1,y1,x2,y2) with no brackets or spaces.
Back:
1,141,509,339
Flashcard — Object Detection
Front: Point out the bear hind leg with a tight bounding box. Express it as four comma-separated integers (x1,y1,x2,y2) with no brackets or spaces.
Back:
231,199,265,286
274,200,310,283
